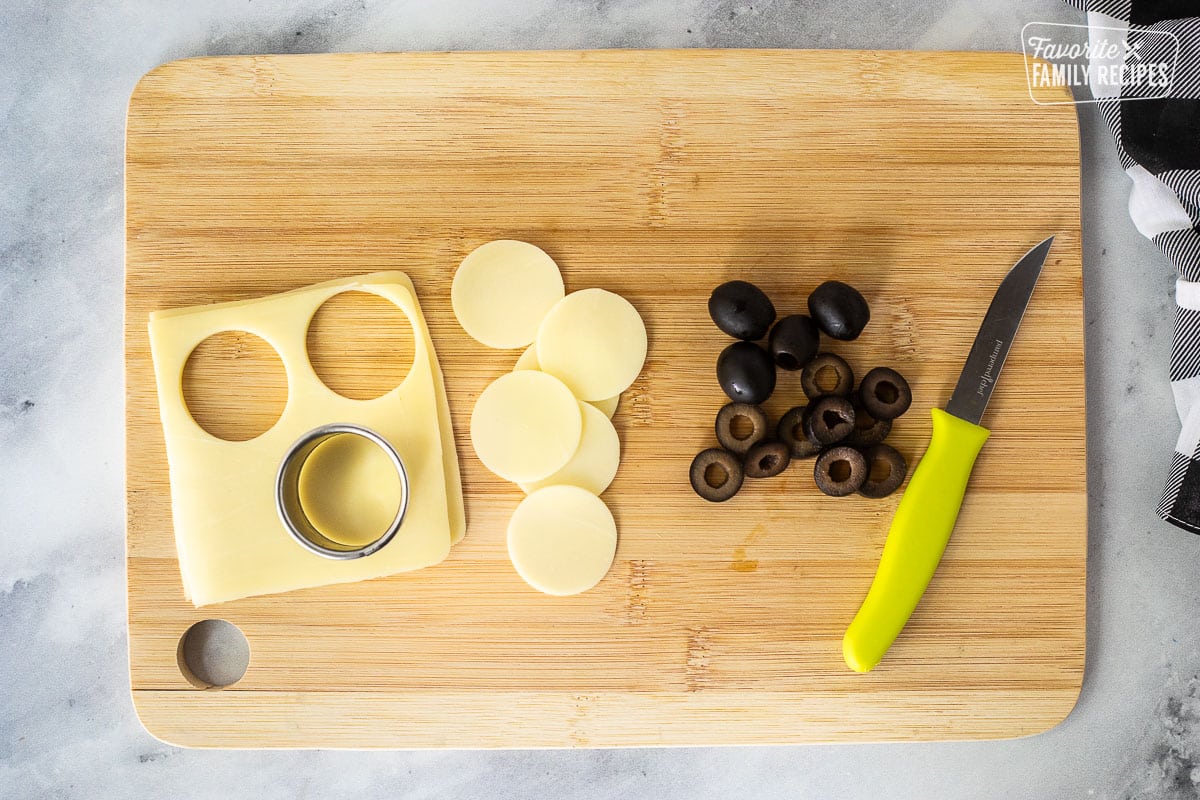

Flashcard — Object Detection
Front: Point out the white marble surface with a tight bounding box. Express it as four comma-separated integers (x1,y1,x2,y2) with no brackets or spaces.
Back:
3,0,1200,797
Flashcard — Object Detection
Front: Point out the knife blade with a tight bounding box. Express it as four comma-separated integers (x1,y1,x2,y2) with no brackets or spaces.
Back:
842,236,1054,673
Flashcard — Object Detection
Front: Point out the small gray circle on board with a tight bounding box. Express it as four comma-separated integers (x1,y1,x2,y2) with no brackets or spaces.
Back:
178,619,250,688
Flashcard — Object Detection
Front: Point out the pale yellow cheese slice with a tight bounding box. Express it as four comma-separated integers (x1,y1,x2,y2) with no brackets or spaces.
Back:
519,402,620,496
512,341,619,418
536,288,647,401
514,344,540,372
507,485,618,596
452,240,564,349
590,395,619,419
469,371,582,483
148,272,464,606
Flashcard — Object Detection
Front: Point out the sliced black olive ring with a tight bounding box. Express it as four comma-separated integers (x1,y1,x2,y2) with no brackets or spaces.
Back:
690,448,745,502
845,396,892,448
803,395,856,446
859,366,912,421
777,406,822,459
801,352,854,400
858,443,908,499
715,402,770,456
744,440,791,479
813,446,868,497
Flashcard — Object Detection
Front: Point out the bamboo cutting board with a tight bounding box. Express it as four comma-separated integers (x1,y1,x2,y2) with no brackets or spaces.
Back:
125,50,1086,748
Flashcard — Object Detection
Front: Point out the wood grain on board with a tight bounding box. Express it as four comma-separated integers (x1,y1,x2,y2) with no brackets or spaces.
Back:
125,50,1086,748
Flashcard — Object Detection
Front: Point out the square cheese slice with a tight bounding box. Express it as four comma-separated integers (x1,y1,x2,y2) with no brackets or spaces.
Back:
148,272,465,606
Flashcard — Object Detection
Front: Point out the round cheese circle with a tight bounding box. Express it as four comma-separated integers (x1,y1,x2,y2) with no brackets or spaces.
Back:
507,485,618,595
298,432,403,547
513,343,618,416
513,344,540,371
519,402,620,496
452,240,565,349
590,395,619,419
536,288,647,401
470,370,582,483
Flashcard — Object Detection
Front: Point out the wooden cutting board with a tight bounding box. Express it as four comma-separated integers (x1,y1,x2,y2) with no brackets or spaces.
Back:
125,50,1086,748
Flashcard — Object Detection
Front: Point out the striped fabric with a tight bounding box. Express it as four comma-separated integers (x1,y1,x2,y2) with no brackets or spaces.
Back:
1064,1,1200,533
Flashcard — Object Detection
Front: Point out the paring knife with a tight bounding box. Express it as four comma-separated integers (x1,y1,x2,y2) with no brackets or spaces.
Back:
842,236,1055,673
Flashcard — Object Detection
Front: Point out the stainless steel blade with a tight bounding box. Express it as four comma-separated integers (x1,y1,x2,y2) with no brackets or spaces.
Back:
945,236,1054,425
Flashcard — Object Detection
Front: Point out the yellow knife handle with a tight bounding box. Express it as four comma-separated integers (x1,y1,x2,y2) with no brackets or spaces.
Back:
842,408,991,673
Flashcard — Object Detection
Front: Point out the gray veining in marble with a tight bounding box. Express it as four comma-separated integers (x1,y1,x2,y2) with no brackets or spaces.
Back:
3,0,1200,797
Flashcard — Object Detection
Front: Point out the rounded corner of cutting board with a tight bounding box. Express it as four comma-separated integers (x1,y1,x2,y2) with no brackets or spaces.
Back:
128,57,211,113
1000,683,1088,743
129,689,202,750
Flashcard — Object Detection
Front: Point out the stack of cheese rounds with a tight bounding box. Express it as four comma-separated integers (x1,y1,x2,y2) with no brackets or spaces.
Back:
452,240,647,595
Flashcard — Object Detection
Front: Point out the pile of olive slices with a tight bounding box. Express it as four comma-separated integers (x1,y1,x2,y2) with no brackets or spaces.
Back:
690,280,912,502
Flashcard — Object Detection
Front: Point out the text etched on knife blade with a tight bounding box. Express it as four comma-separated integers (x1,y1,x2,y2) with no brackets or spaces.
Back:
976,339,1004,397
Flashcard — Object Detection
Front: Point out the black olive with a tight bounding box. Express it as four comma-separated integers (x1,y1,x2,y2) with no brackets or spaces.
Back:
690,448,745,502
715,402,769,456
777,406,822,459
800,352,854,399
859,366,912,420
807,280,870,341
845,395,892,447
858,444,908,499
767,314,820,371
803,395,856,446
716,341,776,404
814,446,868,497
744,440,790,479
708,280,777,341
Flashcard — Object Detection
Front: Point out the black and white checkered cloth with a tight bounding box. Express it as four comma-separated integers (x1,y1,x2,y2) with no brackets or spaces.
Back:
1065,0,1200,534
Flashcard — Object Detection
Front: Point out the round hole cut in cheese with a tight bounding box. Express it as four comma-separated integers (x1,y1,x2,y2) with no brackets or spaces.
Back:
513,342,619,418
519,402,620,496
536,288,647,402
470,370,582,483
452,240,565,349
507,485,618,596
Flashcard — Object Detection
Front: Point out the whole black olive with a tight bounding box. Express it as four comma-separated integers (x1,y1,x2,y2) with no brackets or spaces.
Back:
708,281,777,341
859,366,912,420
800,352,854,400
807,280,870,341
690,448,744,502
777,406,822,459
845,396,892,448
744,440,791,479
858,443,907,499
767,314,820,371
813,446,868,497
715,402,769,456
803,395,856,446
716,341,776,405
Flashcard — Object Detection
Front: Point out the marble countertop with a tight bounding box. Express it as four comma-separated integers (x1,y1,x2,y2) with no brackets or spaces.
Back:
4,0,1199,797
